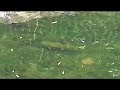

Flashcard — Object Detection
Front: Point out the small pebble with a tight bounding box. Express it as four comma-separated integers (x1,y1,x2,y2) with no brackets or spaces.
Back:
16,74,20,78
62,71,65,75
58,62,61,65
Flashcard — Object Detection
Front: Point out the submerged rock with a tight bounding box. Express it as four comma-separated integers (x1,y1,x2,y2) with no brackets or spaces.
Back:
81,57,94,65
0,11,79,24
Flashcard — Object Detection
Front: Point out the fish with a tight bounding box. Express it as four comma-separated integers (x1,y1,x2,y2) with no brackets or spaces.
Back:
40,41,85,51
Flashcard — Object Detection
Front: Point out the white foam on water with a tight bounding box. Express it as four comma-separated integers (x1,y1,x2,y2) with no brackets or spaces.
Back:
0,12,6,18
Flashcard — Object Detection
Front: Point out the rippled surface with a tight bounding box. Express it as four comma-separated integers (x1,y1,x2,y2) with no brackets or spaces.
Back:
0,12,120,79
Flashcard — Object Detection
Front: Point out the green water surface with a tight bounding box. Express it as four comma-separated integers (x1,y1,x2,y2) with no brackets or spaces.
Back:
0,12,120,79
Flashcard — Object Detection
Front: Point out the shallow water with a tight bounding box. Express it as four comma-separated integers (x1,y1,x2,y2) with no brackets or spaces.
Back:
0,12,120,79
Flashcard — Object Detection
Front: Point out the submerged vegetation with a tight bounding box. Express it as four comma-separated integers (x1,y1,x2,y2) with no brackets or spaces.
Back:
0,12,120,79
